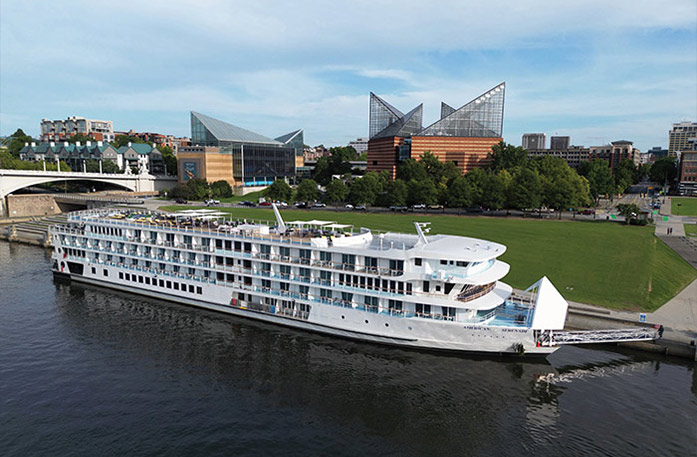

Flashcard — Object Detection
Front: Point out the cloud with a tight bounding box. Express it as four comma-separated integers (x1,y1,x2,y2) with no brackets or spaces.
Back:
1,0,695,152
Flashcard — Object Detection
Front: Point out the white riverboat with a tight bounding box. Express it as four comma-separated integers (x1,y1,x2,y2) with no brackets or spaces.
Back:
48,205,588,356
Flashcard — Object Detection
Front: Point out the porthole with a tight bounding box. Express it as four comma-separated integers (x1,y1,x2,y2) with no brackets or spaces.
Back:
384,323,389,327
365,320,369,324
341,315,345,319
408,326,412,331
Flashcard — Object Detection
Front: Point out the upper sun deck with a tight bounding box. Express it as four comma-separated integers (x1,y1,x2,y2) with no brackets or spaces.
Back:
65,208,506,262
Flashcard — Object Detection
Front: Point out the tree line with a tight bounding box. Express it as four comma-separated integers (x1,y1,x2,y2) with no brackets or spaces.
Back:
264,142,661,214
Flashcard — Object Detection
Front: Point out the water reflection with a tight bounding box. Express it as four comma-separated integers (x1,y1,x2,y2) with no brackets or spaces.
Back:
56,281,567,456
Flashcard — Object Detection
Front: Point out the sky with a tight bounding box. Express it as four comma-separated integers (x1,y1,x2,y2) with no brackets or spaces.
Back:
1,0,696,152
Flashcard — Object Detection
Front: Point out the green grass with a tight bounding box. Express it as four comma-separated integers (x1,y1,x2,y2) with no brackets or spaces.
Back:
218,190,265,204
685,224,697,237
161,206,697,311
671,197,697,216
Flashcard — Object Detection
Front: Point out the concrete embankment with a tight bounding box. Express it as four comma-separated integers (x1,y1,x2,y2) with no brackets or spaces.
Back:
0,214,67,247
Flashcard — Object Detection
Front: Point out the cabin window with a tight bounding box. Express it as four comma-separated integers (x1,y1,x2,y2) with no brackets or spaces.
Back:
166,280,172,289
423,281,430,293
196,286,202,295
174,282,179,290
91,267,96,274
119,272,123,280
440,259,447,265
414,258,422,266
189,285,195,293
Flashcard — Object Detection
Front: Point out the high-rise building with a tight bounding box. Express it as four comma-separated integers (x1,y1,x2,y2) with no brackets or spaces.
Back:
550,136,570,150
526,146,589,168
41,116,114,142
179,111,301,188
668,122,697,158
522,133,546,150
367,83,505,178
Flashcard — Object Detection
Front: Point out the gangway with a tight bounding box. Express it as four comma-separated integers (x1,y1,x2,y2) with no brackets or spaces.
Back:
538,327,661,347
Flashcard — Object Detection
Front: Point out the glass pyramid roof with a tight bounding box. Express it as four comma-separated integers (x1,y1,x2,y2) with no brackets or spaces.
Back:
191,111,282,145
369,93,406,139
418,83,505,138
372,104,423,139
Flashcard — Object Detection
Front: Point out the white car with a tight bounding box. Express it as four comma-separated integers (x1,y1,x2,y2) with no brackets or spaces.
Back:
345,204,354,209
205,199,220,206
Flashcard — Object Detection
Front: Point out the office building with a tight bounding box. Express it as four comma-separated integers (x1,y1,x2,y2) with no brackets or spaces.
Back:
367,83,505,178
669,122,697,158
522,133,546,150
41,116,115,143
178,112,301,188
550,136,570,150
527,146,590,168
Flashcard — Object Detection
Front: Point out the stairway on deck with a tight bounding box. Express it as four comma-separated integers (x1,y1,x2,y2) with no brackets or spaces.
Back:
1,214,68,246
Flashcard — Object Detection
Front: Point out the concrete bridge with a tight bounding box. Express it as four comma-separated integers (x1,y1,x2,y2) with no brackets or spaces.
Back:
0,169,176,216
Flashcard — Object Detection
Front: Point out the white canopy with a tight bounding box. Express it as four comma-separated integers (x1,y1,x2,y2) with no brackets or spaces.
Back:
286,219,334,226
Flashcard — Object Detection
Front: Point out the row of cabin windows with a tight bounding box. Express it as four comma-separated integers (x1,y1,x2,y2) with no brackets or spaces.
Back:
64,248,85,258
118,271,203,295
90,225,122,237
415,257,469,267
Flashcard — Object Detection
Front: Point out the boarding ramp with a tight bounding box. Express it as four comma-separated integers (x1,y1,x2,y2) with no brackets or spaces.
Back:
539,328,660,347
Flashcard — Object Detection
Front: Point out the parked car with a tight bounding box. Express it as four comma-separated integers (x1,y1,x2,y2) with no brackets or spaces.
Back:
355,205,367,211
278,201,288,207
240,201,256,207
465,206,484,213
345,204,354,209
578,208,595,215
204,199,220,206
412,204,427,210
294,202,307,208
259,201,272,206
175,198,187,204
428,204,444,210
313,202,326,208
390,205,408,212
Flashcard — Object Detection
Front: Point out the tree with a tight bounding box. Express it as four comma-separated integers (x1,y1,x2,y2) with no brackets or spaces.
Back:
101,160,121,174
447,176,473,208
157,145,177,175
112,135,146,148
210,180,233,199
396,158,428,182
407,179,437,206
186,177,209,200
649,157,677,185
67,133,97,144
613,158,636,194
480,172,507,210
295,179,319,202
531,155,590,215
169,184,193,200
7,128,34,158
312,147,358,185
487,141,528,172
324,179,348,204
347,172,384,205
578,159,614,205
265,180,293,202
464,168,488,206
617,203,641,225
508,168,543,210
381,179,408,207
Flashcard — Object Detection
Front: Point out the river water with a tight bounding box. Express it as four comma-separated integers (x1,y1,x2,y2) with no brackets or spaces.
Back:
1,241,695,457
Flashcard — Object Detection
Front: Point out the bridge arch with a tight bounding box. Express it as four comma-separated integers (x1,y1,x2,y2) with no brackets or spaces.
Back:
1,176,137,199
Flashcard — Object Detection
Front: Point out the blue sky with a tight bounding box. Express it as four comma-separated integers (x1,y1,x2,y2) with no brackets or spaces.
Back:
1,0,695,152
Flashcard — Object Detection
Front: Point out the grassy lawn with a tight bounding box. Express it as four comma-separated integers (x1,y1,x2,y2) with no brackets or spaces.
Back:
685,224,697,237
671,197,697,216
218,190,265,204
161,206,697,311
